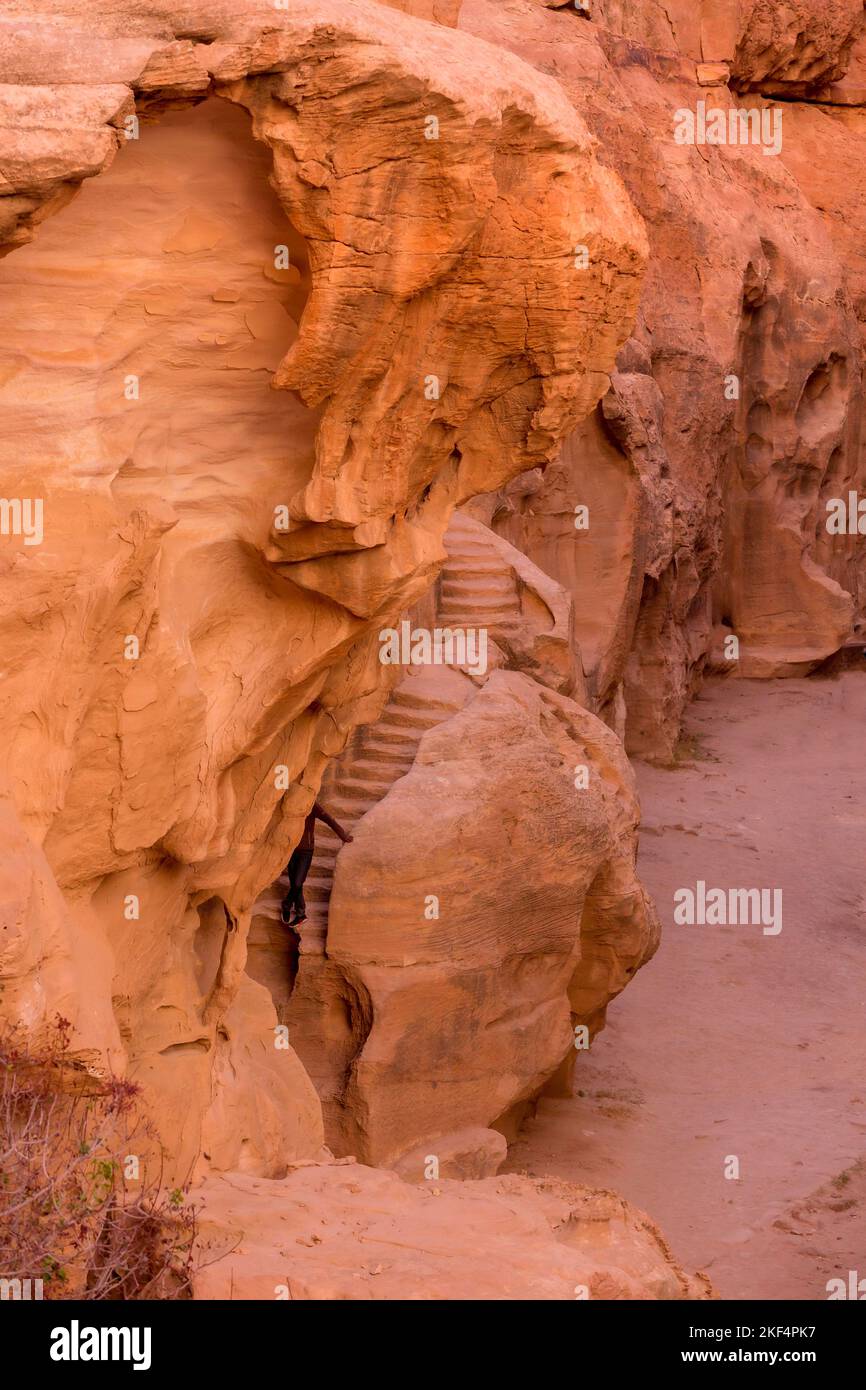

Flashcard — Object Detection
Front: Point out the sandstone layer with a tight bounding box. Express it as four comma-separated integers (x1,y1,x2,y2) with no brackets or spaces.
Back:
461,0,866,756
2,0,862,1303
0,0,646,1195
251,512,658,1169
192,1160,712,1301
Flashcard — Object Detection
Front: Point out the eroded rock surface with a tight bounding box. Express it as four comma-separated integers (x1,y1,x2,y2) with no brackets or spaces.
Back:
193,1161,713,1300
2,0,862,1302
0,0,645,1186
284,668,657,1165
249,509,657,1169
464,0,866,757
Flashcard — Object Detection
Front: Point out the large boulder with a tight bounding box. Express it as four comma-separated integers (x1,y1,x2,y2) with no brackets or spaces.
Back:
193,1161,714,1300
288,671,658,1165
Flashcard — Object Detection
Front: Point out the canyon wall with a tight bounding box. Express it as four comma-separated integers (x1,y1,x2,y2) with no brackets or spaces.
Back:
2,0,863,1299
0,0,646,1188
462,0,866,757
251,514,658,1170
250,0,866,1173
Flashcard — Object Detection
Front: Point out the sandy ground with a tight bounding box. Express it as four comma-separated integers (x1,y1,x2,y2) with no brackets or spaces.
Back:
505,673,866,1300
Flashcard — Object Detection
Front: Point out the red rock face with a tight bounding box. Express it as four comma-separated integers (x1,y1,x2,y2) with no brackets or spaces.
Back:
0,0,863,1299
0,0,645,1190
462,0,866,757
378,0,462,21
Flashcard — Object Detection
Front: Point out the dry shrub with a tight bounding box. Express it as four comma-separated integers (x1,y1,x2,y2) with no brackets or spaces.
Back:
0,1015,196,1299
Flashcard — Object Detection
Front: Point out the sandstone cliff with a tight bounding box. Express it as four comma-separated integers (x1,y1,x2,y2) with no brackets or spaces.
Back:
0,0,645,1187
462,0,866,756
2,0,862,1300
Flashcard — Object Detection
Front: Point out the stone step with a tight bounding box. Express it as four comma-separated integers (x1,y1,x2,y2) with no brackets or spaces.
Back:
444,545,496,562
440,589,519,609
439,609,520,626
389,686,466,714
442,561,510,579
349,762,404,787
442,558,505,577
364,723,421,748
440,590,519,607
435,614,517,632
437,605,519,623
378,702,454,731
323,803,367,825
442,564,510,583
317,808,360,827
312,833,350,855
356,741,416,768
298,924,328,956
302,887,330,905
444,529,496,547
303,880,333,903
330,780,381,806
440,579,513,600
333,778,383,800
312,842,340,862
315,822,346,839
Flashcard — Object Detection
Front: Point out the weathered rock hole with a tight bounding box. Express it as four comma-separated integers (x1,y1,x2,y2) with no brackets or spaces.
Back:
0,96,315,524
195,896,229,997
795,355,849,446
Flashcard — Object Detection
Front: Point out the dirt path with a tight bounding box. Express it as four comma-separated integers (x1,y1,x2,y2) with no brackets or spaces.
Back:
505,673,866,1299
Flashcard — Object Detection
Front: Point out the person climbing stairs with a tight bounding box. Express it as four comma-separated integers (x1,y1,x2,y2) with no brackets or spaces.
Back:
281,801,353,927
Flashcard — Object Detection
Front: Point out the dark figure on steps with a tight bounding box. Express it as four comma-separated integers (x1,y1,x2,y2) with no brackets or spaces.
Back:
281,801,353,926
